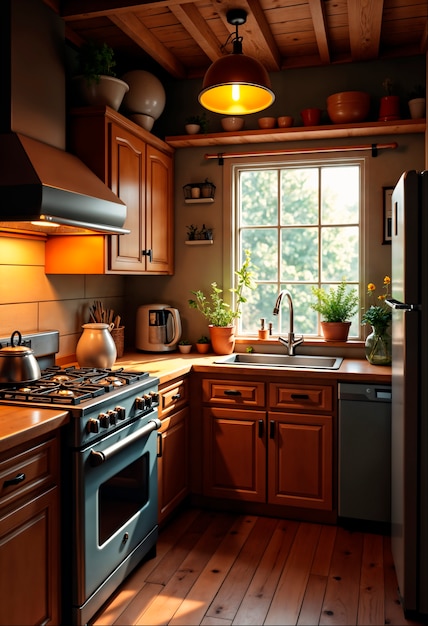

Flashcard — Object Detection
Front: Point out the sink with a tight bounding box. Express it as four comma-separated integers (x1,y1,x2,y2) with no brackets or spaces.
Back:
214,353,343,370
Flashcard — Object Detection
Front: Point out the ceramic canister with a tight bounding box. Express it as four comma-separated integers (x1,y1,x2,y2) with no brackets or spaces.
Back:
76,323,117,368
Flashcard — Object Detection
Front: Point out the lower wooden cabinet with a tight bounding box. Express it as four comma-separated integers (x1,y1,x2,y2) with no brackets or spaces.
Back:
201,377,335,513
157,377,189,524
0,433,60,625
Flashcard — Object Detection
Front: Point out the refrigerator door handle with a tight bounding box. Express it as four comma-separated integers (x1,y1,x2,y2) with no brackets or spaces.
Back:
385,298,421,311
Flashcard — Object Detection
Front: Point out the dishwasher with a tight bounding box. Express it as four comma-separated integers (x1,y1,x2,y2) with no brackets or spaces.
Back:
338,382,392,524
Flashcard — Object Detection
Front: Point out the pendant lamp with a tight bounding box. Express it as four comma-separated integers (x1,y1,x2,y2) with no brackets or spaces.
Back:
198,9,275,115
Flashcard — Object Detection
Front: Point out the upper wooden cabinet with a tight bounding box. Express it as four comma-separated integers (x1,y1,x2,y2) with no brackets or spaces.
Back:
45,107,174,275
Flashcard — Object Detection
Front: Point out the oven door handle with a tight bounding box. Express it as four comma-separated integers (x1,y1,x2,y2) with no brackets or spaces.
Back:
90,418,161,466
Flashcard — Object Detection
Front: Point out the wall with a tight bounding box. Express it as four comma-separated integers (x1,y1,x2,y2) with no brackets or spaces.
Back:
0,235,125,360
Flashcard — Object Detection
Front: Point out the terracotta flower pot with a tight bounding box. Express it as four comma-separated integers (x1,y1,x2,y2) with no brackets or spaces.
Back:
195,342,210,354
321,321,351,342
209,325,235,355
378,95,400,121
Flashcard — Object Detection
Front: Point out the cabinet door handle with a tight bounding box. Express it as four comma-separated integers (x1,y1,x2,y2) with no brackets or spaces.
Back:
172,393,181,400
269,420,275,439
157,432,163,458
291,393,310,400
4,472,26,488
224,389,242,396
258,419,264,438
142,249,153,262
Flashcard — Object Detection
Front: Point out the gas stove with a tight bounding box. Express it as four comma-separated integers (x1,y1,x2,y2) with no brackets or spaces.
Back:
0,331,159,448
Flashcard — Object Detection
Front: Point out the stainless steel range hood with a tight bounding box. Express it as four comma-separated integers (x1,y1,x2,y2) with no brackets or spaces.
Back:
0,0,129,236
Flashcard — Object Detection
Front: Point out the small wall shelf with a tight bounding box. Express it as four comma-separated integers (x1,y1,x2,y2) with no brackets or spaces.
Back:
185,240,214,245
184,198,214,204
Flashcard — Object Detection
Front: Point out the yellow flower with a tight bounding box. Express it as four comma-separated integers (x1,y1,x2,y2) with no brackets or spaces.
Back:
384,276,391,285
367,283,376,292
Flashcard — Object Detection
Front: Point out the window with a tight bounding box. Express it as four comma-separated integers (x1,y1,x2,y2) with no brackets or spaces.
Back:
228,156,363,338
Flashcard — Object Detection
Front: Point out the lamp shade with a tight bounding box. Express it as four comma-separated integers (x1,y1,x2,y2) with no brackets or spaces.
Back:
199,48,274,115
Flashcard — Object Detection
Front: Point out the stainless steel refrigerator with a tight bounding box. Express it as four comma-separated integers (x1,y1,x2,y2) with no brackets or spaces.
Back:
387,170,428,619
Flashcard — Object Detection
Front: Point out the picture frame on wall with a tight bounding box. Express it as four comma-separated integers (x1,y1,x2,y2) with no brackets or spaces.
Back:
383,186,393,245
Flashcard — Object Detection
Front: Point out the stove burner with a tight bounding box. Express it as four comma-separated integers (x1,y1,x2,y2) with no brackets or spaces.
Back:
96,376,126,387
51,374,75,383
52,387,76,397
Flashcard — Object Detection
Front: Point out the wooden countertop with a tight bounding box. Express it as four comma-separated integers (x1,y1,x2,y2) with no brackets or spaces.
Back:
115,351,392,385
0,406,69,453
0,352,390,452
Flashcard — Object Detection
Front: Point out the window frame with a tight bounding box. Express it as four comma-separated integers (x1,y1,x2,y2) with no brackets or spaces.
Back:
222,152,368,340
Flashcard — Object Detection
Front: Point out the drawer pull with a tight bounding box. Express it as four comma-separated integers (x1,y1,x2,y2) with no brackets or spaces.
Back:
291,393,310,400
172,393,181,400
4,472,26,488
258,419,264,438
224,389,242,396
269,420,275,439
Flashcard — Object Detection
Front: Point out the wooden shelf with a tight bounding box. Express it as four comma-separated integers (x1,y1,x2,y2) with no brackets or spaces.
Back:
184,198,214,204
185,240,214,245
166,119,425,148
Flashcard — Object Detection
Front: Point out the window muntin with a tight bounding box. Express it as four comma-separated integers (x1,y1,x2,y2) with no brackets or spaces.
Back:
233,159,362,338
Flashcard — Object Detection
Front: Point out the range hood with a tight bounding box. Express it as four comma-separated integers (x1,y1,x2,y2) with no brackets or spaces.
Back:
0,0,129,236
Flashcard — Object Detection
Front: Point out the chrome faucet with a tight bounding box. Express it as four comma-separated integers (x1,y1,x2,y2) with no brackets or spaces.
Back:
272,289,304,356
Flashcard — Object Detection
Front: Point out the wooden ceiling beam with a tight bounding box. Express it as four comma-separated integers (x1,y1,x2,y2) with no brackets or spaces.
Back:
347,0,384,61
61,0,194,21
308,0,330,64
109,12,187,77
169,4,223,62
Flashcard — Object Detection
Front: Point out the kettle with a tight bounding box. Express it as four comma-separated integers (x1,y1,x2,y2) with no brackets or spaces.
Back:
136,304,182,352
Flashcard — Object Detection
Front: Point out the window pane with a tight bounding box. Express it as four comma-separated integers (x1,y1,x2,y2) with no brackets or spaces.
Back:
281,168,319,225
321,166,359,224
241,228,278,282
271,284,318,336
281,227,318,282
240,283,277,334
240,170,278,225
321,226,359,282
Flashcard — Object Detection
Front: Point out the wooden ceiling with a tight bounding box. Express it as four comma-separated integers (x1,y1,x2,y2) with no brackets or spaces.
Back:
48,0,427,80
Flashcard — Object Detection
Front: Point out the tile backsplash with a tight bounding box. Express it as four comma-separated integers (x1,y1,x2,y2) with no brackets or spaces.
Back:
0,235,125,361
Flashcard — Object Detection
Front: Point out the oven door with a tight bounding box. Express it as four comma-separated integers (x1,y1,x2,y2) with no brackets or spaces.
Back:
72,415,160,618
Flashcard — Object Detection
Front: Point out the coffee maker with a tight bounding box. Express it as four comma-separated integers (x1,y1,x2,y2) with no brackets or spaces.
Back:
136,304,182,352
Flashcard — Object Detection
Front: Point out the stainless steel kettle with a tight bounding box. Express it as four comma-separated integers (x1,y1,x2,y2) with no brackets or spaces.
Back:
0,330,41,384
136,304,182,352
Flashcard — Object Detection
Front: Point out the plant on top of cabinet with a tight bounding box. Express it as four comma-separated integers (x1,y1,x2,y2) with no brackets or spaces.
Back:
185,113,209,134
72,40,129,110
310,279,359,342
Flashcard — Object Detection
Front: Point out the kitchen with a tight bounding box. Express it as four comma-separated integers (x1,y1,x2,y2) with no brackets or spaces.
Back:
0,0,427,624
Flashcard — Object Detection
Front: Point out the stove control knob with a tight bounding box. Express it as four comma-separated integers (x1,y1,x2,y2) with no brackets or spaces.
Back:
144,394,153,408
149,391,159,405
87,418,100,434
108,410,118,425
115,406,126,420
99,413,110,429
135,396,144,410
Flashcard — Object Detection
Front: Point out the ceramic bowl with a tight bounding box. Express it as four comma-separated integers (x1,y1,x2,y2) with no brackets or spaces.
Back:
129,113,155,131
221,117,244,132
258,117,276,129
277,116,294,128
327,91,370,124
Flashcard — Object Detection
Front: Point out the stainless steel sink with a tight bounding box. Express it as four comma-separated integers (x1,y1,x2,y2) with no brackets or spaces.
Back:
214,353,343,369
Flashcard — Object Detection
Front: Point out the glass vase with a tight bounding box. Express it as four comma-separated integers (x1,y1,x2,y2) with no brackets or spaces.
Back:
365,326,391,365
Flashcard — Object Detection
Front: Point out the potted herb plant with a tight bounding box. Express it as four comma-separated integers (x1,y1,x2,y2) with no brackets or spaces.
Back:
195,335,210,354
188,250,255,354
178,339,192,354
72,40,129,111
310,279,359,341
379,78,400,121
184,113,209,134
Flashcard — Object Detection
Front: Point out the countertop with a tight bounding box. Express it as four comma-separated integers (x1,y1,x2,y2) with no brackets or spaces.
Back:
0,351,391,451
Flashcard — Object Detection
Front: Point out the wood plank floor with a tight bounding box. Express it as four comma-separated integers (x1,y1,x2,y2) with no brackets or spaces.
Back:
90,507,425,626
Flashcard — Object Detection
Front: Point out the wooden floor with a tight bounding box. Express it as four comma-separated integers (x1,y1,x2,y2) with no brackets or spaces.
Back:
91,507,425,626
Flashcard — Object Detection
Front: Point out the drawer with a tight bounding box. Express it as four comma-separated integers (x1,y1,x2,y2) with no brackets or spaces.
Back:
202,379,265,407
0,434,59,511
269,383,333,412
158,377,189,418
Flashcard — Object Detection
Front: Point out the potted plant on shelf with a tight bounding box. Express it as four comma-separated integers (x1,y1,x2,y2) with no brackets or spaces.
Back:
188,250,256,354
184,113,209,135
378,78,400,121
177,339,192,354
310,279,359,342
361,276,392,365
72,40,129,111
407,84,426,119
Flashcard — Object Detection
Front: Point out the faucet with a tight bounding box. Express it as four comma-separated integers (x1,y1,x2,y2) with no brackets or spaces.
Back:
272,290,304,356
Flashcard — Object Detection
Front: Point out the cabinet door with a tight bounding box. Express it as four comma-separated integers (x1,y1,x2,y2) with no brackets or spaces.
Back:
0,486,60,625
158,406,189,524
109,122,146,271
267,412,333,510
203,407,266,502
146,144,174,274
